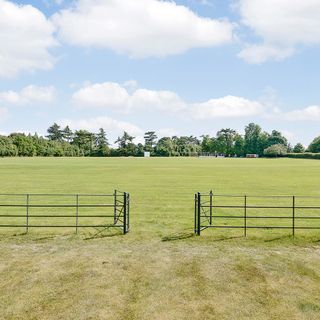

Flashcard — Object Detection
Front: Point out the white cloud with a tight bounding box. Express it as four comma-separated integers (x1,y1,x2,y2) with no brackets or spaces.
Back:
72,83,129,111
237,0,320,63
59,116,143,137
0,0,57,77
284,105,320,121
0,85,56,105
52,0,234,58
72,82,186,114
193,95,264,119
130,89,186,113
238,44,294,64
72,82,265,119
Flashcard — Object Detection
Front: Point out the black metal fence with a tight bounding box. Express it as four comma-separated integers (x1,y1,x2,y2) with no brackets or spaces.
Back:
195,191,320,236
0,190,130,234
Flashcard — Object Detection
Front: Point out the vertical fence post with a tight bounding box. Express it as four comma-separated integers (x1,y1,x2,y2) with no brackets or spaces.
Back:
123,192,127,234
114,190,117,225
292,196,295,237
209,190,213,225
244,195,247,237
127,193,130,232
76,194,79,234
197,192,201,236
26,194,29,234
194,194,197,234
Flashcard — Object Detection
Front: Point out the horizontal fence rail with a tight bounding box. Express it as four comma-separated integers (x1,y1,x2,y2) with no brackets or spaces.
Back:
195,191,320,236
0,190,130,235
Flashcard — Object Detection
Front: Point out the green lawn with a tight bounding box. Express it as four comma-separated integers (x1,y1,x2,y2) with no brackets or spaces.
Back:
1,157,320,319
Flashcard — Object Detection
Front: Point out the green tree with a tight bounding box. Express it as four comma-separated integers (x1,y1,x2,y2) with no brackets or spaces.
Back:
10,133,36,156
47,123,63,141
96,128,109,156
155,137,175,156
136,143,145,157
244,123,269,155
144,131,157,153
172,136,200,156
293,143,305,153
200,135,214,154
73,130,95,156
267,130,288,147
308,136,320,153
62,126,74,143
263,144,287,157
234,134,245,156
0,136,18,157
216,128,237,155
114,132,136,156
115,132,135,149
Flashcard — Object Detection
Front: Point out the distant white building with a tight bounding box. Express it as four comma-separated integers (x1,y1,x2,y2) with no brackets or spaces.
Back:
144,152,150,157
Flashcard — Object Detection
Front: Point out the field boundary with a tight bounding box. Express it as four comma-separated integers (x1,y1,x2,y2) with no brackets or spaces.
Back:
0,190,130,235
195,191,320,236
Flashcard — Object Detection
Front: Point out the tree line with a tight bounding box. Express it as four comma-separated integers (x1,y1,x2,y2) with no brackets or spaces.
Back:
0,122,319,157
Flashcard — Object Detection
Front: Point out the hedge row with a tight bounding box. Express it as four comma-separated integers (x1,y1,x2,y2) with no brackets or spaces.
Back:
287,153,320,159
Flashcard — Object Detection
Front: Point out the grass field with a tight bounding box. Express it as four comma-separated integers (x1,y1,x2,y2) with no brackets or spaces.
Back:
1,157,320,319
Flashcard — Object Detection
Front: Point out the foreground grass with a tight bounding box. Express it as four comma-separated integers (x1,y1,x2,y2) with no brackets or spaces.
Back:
0,157,320,319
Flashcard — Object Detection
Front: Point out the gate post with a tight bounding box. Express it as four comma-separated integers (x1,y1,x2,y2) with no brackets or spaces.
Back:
114,190,117,225
75,194,79,234
209,190,213,225
194,194,197,234
292,196,295,237
123,192,127,234
197,192,201,236
26,194,29,234
244,195,247,237
127,193,130,232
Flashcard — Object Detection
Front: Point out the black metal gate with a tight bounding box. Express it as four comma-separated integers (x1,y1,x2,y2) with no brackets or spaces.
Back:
195,191,320,236
0,190,130,234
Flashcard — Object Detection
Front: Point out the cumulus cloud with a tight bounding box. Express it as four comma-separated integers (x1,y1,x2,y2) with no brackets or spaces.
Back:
52,0,234,58
237,0,320,63
72,82,265,119
193,95,264,119
284,105,320,121
72,83,129,111
0,85,56,105
0,0,57,77
238,44,294,64
130,89,186,113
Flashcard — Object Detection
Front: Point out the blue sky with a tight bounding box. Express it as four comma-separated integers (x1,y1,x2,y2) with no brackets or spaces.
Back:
0,0,320,146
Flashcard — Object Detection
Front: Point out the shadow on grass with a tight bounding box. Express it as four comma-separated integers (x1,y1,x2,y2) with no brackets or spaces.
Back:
210,236,244,242
161,232,195,242
31,235,60,241
84,227,122,240
263,235,292,242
